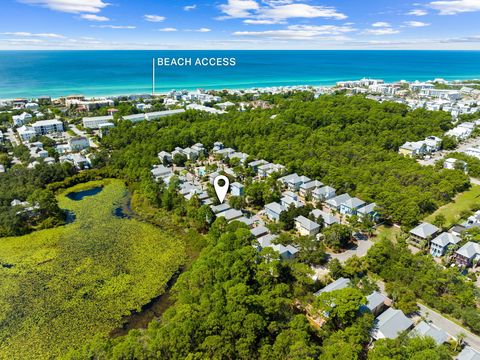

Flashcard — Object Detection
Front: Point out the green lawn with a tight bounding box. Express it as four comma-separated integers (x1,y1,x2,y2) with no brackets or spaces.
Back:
425,184,480,228
374,225,403,242
0,179,187,359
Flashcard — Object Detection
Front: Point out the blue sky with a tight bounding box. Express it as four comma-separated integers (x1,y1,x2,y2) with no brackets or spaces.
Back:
0,0,479,49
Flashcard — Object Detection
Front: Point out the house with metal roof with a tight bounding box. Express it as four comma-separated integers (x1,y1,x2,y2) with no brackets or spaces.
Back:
340,197,366,216
430,232,461,257
210,203,232,214
325,193,351,211
372,308,413,340
299,180,324,197
265,202,285,222
409,222,440,248
314,277,351,296
361,291,389,317
310,209,339,227
217,208,243,222
457,346,480,360
357,203,379,221
250,226,269,238
410,321,449,345
294,215,321,237
312,186,336,202
454,242,480,268
256,234,299,259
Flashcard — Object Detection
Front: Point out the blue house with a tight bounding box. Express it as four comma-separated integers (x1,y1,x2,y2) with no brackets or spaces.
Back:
265,202,285,222
231,182,245,196
339,197,366,216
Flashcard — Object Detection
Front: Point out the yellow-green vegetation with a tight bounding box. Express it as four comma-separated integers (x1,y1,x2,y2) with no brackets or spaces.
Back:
425,184,480,228
374,225,403,242
0,179,186,360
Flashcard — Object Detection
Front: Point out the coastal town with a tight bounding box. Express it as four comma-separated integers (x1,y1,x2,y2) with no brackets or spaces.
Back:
1,77,480,359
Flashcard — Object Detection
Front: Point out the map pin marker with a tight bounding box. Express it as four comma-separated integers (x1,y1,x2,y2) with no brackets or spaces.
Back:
214,175,229,204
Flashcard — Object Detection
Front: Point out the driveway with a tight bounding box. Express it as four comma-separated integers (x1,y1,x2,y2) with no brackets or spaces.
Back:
327,239,373,264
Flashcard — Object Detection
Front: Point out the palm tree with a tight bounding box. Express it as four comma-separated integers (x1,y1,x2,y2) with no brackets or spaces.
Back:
455,332,466,351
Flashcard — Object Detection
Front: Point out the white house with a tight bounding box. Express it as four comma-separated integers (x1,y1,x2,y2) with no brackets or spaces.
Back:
13,112,32,126
17,125,36,142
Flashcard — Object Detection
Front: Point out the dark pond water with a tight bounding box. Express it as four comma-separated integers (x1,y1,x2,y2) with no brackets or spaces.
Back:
66,187,103,201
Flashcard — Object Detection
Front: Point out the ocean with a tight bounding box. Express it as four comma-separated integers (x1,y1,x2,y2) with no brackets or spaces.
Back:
0,50,480,99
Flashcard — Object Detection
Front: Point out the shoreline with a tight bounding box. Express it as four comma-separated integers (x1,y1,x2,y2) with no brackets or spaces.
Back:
1,76,480,102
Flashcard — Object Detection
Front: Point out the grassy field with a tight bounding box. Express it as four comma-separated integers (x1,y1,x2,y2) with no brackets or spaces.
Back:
425,184,480,228
0,179,187,359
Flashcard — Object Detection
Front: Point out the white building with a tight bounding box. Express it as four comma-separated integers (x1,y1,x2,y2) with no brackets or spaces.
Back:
17,125,36,141
32,119,64,135
12,112,32,126
68,137,90,151
82,115,114,129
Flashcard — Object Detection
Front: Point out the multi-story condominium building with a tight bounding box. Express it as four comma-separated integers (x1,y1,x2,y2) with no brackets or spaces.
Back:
82,115,114,129
32,120,64,135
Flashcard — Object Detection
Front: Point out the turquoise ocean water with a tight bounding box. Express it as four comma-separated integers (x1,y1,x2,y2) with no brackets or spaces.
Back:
0,50,479,99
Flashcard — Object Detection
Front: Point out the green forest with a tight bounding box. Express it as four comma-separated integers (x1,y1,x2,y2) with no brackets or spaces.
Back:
66,219,453,360
102,95,469,228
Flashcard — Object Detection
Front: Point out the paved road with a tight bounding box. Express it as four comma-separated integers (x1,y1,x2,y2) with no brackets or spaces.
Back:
327,239,373,264
418,303,480,351
7,129,20,146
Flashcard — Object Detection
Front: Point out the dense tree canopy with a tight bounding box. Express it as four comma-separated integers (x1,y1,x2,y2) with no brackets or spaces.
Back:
101,95,469,228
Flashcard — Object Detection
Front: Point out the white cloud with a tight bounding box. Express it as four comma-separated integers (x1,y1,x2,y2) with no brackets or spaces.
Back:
429,0,480,15
18,0,109,13
4,38,44,43
218,0,346,21
257,4,347,20
219,0,259,18
1,31,65,38
243,19,285,24
364,28,399,35
80,14,109,21
403,21,430,27
372,22,391,27
184,4,197,11
407,9,428,16
194,28,211,32
234,24,355,39
144,14,166,22
158,28,178,32
92,25,136,29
